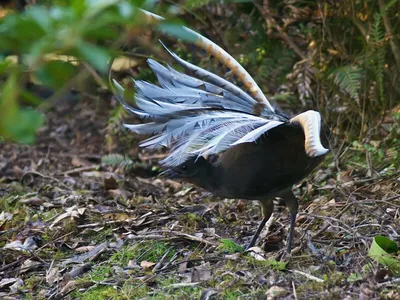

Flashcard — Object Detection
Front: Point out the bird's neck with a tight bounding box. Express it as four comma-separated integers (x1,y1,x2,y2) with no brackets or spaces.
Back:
195,162,223,193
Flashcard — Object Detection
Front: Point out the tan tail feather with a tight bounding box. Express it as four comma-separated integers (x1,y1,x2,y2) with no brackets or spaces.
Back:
289,110,329,157
139,9,274,113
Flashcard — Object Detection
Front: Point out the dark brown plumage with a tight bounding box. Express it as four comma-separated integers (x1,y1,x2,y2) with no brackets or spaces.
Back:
165,123,329,252
114,9,330,255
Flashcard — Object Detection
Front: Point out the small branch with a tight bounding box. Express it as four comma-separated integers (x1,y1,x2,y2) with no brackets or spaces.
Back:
255,3,306,59
378,0,400,70
289,269,324,282
21,171,71,190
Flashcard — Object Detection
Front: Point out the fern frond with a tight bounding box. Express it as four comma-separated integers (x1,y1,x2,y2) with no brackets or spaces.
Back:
370,11,387,106
330,66,362,101
101,154,134,170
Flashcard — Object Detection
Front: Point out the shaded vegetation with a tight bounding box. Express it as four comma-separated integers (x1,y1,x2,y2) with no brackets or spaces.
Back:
0,0,399,299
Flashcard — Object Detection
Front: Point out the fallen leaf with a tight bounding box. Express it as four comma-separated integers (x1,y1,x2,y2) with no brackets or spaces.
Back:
9,278,23,293
50,206,86,228
0,278,18,289
74,246,96,253
200,288,218,300
104,175,118,190
4,237,38,252
20,259,41,273
20,196,44,206
140,260,156,269
266,286,287,299
46,267,60,285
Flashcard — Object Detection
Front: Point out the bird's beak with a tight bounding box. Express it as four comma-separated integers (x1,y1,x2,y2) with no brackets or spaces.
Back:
159,169,179,179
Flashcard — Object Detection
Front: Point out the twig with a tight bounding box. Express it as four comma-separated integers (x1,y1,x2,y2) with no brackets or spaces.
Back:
378,0,400,70
126,234,174,241
152,247,173,272
313,204,351,238
62,165,98,176
376,277,400,288
255,3,306,59
20,171,71,190
306,232,335,261
138,153,168,161
164,282,199,289
157,230,219,246
289,269,324,282
292,281,298,300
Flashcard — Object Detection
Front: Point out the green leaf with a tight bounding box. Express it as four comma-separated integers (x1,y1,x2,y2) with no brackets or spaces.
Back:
35,60,77,89
264,257,287,271
368,236,400,275
0,70,19,118
347,272,363,282
6,109,45,144
216,239,244,254
25,6,52,31
157,21,197,42
0,60,12,75
71,0,87,17
0,71,45,144
330,66,362,101
76,41,110,73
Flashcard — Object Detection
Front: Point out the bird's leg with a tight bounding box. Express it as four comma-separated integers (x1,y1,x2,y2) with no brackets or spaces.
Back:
282,191,299,254
245,200,274,250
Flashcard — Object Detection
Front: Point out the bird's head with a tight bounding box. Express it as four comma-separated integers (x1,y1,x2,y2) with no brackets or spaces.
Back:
160,156,213,187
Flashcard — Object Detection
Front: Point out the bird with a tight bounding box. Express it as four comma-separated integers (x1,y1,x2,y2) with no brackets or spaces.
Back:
113,9,329,254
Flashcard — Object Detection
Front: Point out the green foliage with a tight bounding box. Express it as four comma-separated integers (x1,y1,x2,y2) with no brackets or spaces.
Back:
0,0,189,144
72,285,121,300
0,67,45,143
312,0,399,139
216,239,244,253
101,153,134,171
330,66,362,101
368,236,400,275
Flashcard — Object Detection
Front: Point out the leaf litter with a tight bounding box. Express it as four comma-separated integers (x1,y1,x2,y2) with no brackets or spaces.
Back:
0,96,399,299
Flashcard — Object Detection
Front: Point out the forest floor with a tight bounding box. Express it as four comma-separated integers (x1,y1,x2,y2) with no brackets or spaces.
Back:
0,97,400,299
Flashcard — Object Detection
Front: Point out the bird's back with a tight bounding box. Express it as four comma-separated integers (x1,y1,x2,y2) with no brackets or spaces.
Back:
211,124,326,200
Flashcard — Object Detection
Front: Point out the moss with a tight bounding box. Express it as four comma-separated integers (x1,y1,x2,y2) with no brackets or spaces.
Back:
24,275,44,290
113,241,174,265
72,286,121,300
88,227,114,244
89,265,113,281
216,239,244,254
178,213,203,230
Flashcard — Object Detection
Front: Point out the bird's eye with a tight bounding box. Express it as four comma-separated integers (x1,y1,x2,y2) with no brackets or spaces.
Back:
181,164,187,171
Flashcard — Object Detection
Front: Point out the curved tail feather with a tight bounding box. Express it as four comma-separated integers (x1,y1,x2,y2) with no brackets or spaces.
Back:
139,9,275,115
290,111,329,157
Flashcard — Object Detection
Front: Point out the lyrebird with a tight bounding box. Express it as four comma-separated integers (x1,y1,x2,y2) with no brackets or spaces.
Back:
113,10,329,254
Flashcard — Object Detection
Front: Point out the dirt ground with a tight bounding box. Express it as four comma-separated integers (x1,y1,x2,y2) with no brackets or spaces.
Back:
0,96,399,299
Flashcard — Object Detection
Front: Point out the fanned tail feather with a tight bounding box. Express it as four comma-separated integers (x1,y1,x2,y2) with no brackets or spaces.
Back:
115,66,285,166
111,10,328,164
139,9,275,114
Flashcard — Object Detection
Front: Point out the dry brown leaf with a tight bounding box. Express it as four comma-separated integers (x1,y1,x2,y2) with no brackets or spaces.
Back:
46,267,60,285
266,286,287,299
74,246,96,253
104,175,118,190
140,260,156,269
19,196,44,206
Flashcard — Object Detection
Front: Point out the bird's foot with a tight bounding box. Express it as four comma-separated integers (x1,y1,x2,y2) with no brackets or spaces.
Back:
273,245,300,261
273,249,291,262
243,243,254,251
